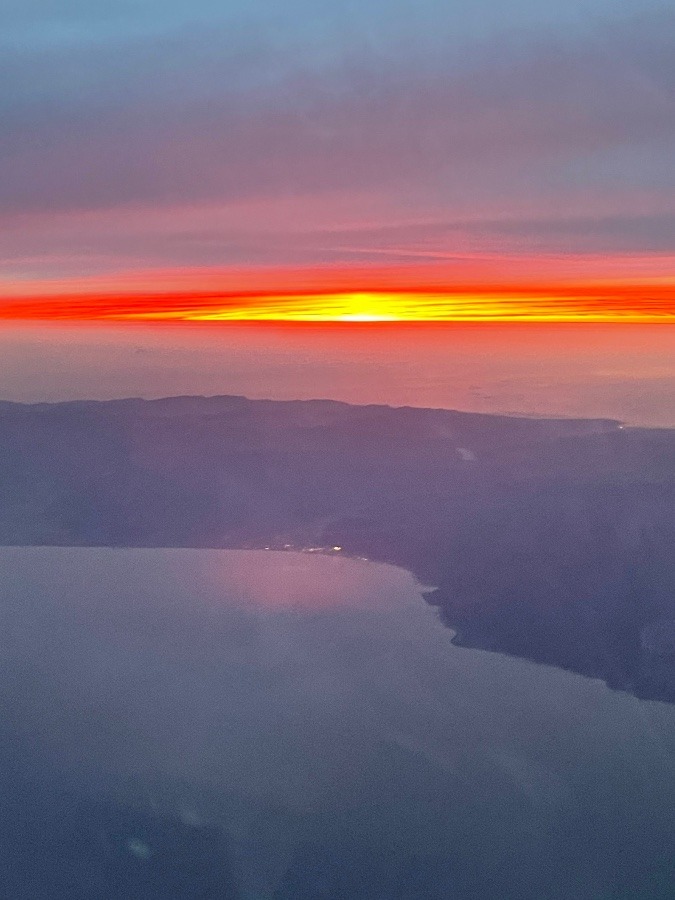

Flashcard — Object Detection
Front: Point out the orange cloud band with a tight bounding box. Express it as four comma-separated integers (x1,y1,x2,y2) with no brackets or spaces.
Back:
2,283,675,323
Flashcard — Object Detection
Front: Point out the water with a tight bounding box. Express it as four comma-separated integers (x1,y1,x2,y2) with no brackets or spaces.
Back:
1,546,674,897
1,321,674,427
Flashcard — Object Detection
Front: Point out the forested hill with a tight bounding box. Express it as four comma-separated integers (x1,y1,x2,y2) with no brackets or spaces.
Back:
1,395,674,702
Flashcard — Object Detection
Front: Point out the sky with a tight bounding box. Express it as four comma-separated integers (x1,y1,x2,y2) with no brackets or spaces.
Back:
2,0,675,320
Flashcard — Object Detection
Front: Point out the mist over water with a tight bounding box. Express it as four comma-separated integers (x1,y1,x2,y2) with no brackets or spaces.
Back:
1,321,674,426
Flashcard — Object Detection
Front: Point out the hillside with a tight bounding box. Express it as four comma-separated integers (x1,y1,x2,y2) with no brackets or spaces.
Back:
1,395,674,701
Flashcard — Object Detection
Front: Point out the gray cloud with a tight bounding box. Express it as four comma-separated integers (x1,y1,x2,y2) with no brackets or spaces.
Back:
1,2,674,274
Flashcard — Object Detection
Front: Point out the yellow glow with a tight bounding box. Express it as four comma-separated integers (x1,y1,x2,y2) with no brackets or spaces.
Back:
118,290,674,323
186,293,409,322
2,287,675,323
336,312,401,321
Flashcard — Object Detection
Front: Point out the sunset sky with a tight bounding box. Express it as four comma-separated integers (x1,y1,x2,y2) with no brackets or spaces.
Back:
2,0,675,321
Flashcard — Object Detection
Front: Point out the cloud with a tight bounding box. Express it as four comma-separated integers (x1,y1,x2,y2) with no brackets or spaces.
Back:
1,3,674,278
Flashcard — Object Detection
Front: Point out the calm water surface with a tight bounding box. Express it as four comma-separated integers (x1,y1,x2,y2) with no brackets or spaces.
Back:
1,547,674,898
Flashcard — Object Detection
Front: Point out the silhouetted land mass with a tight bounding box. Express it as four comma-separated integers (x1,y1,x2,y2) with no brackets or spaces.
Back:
1,395,674,701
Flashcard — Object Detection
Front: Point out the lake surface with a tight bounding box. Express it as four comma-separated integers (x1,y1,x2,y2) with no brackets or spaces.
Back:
2,547,675,898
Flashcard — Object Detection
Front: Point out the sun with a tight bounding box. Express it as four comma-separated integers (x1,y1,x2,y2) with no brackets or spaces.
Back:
335,311,402,322
5,285,675,323
313,293,404,321
172,291,409,322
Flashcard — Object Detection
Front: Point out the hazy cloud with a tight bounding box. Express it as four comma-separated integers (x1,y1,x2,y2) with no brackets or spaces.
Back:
1,1,674,279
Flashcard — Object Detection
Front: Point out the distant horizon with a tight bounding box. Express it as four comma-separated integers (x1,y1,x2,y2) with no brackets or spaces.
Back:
3,280,675,323
4,1,675,327
2,319,673,428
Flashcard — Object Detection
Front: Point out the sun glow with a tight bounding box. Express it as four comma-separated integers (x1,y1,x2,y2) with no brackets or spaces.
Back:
1,285,675,323
183,292,408,322
89,289,675,323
